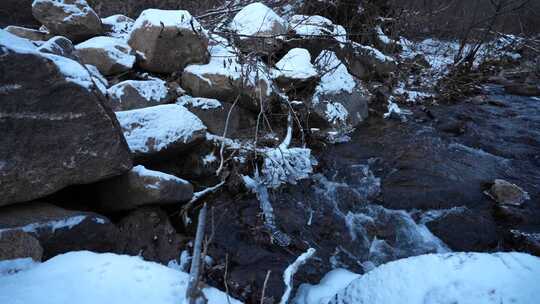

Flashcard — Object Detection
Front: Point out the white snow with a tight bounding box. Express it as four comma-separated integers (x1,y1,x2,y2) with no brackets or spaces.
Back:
352,41,395,63
261,147,315,188
76,36,135,70
324,102,349,124
384,98,413,119
108,78,169,103
289,15,347,45
0,29,93,90
293,268,360,304
132,165,190,189
0,258,38,276
273,48,318,80
85,64,108,95
130,9,206,35
230,2,286,38
0,215,91,235
115,104,206,154
177,95,222,110
321,252,540,304
102,15,134,40
375,25,392,45
0,251,242,304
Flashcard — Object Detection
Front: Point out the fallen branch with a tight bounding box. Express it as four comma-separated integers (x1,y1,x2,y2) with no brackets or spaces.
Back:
186,203,208,304
181,181,225,225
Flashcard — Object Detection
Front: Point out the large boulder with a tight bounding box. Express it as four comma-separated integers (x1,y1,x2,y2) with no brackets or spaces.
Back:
96,165,193,212
0,230,43,262
107,78,173,111
182,35,274,111
75,36,135,75
309,50,370,137
31,0,103,42
127,9,209,73
4,25,51,41
340,42,397,80
115,104,206,160
286,15,348,58
0,30,132,206
485,179,530,206
272,48,318,90
117,207,188,264
229,2,287,55
0,202,119,259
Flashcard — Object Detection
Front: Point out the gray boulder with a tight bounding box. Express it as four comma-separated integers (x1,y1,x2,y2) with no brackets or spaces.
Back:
0,202,119,259
128,9,209,73
37,36,76,59
96,165,193,212
31,0,103,42
4,25,51,41
0,30,132,206
0,230,43,262
107,78,174,111
75,36,135,75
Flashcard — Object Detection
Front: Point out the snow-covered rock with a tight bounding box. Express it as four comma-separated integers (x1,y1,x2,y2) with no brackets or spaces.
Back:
36,35,77,59
115,104,207,159
273,48,318,87
293,268,360,304
31,0,103,42
96,165,193,212
85,64,108,95
128,9,209,73
101,14,134,41
342,42,396,80
230,2,288,54
309,51,370,135
321,252,540,304
182,35,274,110
75,36,135,75
0,29,132,206
0,251,243,304
0,202,118,259
4,25,51,41
289,15,347,45
107,78,172,111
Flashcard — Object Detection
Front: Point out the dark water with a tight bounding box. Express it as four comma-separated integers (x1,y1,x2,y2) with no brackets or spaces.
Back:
205,85,540,303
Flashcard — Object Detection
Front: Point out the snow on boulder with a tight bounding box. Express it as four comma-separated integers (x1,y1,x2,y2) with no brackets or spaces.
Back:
85,64,108,95
309,50,370,135
101,14,134,41
229,2,287,54
182,34,274,111
4,25,51,41
107,78,173,111
293,268,360,304
0,251,243,304
96,165,193,212
0,202,118,260
115,104,207,159
288,15,347,57
323,252,540,304
341,41,397,80
273,48,318,88
75,36,135,75
0,29,132,206
128,9,209,73
31,0,103,42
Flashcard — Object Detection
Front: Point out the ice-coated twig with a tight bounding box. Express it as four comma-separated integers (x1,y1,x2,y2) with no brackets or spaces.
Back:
186,204,207,304
279,248,316,304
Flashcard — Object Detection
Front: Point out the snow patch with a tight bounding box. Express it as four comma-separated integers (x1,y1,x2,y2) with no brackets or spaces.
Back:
76,36,135,70
108,78,169,103
177,95,222,110
289,15,347,45
273,48,318,80
230,2,286,38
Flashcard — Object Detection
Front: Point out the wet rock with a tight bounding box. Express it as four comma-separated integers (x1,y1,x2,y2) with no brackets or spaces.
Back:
0,30,132,206
117,207,187,264
182,35,273,111
504,83,540,96
37,36,76,59
75,36,135,75
425,208,498,251
115,104,206,160
4,25,50,41
101,14,133,40
340,42,397,80
96,165,193,212
107,78,173,111
128,9,209,73
0,202,118,259
229,2,287,55
32,0,103,42
0,230,43,262
485,179,530,206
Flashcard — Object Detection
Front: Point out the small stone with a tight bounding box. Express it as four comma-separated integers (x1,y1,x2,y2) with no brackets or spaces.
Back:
485,179,530,206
